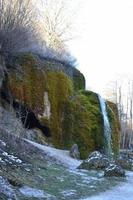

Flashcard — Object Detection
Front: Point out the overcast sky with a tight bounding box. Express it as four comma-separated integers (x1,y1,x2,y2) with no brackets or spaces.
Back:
69,0,133,97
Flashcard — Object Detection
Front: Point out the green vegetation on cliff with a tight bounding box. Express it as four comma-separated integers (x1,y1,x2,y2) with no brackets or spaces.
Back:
107,101,120,157
42,72,73,147
63,91,104,159
8,54,73,146
73,70,85,91
6,53,120,159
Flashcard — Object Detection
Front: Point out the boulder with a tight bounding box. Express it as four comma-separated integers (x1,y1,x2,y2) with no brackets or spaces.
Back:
120,150,133,160
70,144,80,159
78,151,110,170
88,151,103,159
104,164,125,177
115,157,133,170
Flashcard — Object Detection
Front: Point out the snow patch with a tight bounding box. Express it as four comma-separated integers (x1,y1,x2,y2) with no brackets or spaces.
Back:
0,140,6,147
19,186,47,198
25,139,82,169
1,150,22,164
61,189,77,197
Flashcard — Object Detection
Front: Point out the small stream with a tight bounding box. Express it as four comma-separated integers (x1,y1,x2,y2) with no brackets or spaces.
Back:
18,163,127,200
82,171,133,200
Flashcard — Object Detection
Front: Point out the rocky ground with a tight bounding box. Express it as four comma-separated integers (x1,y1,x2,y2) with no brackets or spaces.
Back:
0,128,55,199
78,151,133,177
0,126,130,200
0,106,132,200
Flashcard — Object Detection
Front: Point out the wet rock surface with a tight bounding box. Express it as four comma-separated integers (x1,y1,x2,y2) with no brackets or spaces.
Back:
112,150,133,171
120,150,133,160
78,150,133,176
104,164,126,177
78,151,110,170
70,144,80,159
116,157,133,170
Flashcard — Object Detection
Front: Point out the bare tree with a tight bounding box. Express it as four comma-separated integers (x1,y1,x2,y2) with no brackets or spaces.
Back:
127,81,133,148
103,80,118,103
39,0,79,52
0,0,38,57
105,79,133,149
121,95,128,149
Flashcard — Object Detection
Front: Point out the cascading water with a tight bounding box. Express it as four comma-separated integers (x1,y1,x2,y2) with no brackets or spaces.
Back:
98,95,112,158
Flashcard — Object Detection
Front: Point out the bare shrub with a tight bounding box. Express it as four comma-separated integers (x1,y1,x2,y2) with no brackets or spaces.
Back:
0,0,38,57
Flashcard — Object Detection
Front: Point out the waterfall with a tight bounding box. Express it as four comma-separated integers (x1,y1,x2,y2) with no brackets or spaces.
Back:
98,95,112,158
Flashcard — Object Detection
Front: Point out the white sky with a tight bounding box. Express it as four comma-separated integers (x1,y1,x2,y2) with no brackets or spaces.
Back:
69,0,133,97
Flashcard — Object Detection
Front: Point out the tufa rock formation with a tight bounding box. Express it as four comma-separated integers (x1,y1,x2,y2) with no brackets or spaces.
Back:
0,53,120,159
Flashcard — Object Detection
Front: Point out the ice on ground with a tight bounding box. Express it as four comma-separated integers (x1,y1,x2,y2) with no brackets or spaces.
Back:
25,139,82,169
82,171,133,200
19,186,48,198
61,189,77,197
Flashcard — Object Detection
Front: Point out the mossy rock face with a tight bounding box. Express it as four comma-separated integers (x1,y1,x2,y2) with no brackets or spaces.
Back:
107,101,120,157
72,69,85,91
62,91,104,159
8,54,73,146
6,53,120,159
42,72,73,147
7,53,85,92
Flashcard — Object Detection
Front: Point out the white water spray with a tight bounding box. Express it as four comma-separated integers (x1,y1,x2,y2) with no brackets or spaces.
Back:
98,95,112,158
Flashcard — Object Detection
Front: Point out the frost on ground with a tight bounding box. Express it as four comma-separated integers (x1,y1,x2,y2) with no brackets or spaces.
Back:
60,189,77,197
0,176,17,199
25,139,82,169
0,129,132,200
0,143,23,165
19,186,53,198
82,171,133,200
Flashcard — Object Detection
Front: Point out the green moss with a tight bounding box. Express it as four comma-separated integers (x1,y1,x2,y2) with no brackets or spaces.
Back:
15,53,38,66
107,101,120,157
43,71,73,147
7,53,120,159
63,90,104,159
9,65,46,115
8,55,73,146
73,70,85,91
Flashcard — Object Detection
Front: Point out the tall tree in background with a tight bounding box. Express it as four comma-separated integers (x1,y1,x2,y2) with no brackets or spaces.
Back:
105,79,133,149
